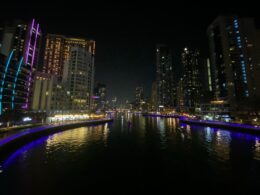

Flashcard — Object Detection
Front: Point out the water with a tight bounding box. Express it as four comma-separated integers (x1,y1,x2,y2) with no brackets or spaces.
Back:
1,114,260,194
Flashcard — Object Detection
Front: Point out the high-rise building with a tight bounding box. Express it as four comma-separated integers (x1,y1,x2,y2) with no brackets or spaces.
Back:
0,19,41,116
176,78,184,112
151,81,157,111
135,86,144,108
93,83,107,111
199,58,214,103
156,44,176,109
31,72,56,112
181,47,201,111
43,34,95,80
207,16,260,107
0,19,41,69
66,47,94,111
0,52,28,115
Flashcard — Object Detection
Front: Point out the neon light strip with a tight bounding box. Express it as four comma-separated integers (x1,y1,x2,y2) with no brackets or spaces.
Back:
31,23,39,67
25,19,34,64
11,57,23,110
23,20,39,109
0,50,14,115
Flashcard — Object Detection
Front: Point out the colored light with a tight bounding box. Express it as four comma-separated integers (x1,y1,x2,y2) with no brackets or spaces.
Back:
23,19,40,109
11,57,23,110
25,19,34,64
0,50,14,115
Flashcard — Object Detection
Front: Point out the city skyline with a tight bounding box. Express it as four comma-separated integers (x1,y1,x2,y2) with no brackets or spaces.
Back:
1,3,260,103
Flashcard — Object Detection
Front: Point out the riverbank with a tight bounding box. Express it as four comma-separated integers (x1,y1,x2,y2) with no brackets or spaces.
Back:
142,113,180,118
180,118,260,134
143,113,260,135
0,118,113,156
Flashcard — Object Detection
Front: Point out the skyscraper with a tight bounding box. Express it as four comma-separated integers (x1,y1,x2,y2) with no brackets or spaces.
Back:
181,47,201,111
0,19,41,69
135,86,144,111
0,19,41,114
93,83,107,111
66,47,94,111
156,44,176,109
43,34,95,81
151,81,157,111
207,16,260,107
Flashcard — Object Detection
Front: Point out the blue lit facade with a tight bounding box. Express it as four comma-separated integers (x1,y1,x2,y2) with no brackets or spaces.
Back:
207,16,259,107
0,51,29,115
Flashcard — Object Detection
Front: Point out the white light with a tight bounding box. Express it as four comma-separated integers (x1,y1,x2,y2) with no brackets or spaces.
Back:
23,117,32,122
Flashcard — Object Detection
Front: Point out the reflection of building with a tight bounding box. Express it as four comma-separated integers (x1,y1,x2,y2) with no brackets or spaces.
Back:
43,34,95,81
181,47,201,111
156,44,176,109
65,47,94,111
207,16,260,109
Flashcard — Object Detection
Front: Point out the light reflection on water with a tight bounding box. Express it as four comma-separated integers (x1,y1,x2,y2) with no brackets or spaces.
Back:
1,115,260,193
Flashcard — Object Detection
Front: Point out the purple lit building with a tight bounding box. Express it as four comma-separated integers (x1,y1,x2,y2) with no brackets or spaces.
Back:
0,19,41,116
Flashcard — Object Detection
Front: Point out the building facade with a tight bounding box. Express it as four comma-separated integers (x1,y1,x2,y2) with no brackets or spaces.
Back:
156,44,176,109
93,83,107,111
66,47,94,111
135,86,144,111
181,47,201,111
43,34,95,81
0,19,42,112
31,72,56,112
207,16,260,109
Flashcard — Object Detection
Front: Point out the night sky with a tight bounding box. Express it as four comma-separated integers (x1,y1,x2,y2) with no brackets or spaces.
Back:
1,1,259,104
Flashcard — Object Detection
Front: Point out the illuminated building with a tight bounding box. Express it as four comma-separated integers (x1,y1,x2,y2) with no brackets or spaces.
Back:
207,16,260,107
135,86,144,111
181,47,201,111
65,47,94,111
31,72,57,112
151,81,157,111
176,78,184,112
156,44,176,109
93,83,107,111
43,34,95,81
0,19,41,115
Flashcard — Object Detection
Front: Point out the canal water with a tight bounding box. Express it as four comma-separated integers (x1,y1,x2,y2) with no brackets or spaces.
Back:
1,113,260,194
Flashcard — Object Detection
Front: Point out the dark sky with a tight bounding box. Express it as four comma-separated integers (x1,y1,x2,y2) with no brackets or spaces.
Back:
1,1,259,104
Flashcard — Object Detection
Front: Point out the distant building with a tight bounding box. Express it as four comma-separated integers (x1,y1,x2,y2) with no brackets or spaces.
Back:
151,81,157,111
135,86,144,111
176,78,184,112
181,47,201,112
43,34,95,81
93,83,107,111
207,16,260,110
156,44,176,109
